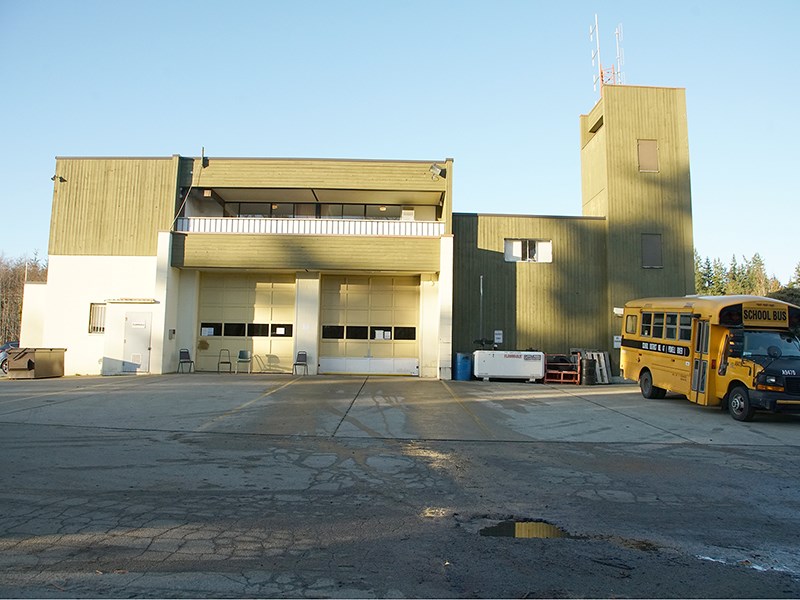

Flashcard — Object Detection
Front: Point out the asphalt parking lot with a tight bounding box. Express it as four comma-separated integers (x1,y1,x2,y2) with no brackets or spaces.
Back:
1,374,799,598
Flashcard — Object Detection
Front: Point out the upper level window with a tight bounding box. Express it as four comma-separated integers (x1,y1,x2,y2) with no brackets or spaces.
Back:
638,139,659,172
641,233,663,268
504,239,553,263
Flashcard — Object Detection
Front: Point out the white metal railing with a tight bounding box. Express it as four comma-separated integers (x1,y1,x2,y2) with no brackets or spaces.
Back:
174,217,444,237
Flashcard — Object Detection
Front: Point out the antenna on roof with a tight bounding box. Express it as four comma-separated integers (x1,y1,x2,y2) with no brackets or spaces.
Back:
589,14,602,94
589,15,626,97
615,23,625,85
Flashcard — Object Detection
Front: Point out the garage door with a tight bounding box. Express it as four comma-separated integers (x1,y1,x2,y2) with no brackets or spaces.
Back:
197,273,296,372
319,275,419,375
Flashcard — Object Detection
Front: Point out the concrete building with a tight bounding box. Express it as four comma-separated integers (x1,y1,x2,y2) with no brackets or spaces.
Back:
21,84,693,377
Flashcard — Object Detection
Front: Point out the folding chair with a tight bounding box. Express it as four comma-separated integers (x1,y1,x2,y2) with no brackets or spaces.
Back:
178,348,194,373
235,350,252,374
293,351,309,375
217,349,232,373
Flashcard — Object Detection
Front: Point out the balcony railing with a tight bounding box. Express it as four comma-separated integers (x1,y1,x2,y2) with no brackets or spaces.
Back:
174,217,445,237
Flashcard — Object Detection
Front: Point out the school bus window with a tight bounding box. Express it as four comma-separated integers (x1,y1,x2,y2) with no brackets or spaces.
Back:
679,314,692,340
625,315,638,334
665,313,678,339
653,313,665,338
641,312,652,337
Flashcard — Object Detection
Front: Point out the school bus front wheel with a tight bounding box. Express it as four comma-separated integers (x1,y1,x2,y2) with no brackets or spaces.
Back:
728,386,756,422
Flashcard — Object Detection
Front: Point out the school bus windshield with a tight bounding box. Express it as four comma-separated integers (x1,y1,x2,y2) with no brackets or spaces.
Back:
741,330,800,358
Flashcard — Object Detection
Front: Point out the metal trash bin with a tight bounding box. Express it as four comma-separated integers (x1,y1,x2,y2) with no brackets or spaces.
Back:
454,352,473,381
7,348,66,379
580,358,596,385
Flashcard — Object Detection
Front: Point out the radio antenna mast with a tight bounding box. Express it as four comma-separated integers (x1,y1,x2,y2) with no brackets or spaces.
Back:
615,23,625,85
589,15,625,96
590,14,602,94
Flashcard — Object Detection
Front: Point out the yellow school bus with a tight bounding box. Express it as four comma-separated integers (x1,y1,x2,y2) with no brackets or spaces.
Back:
620,295,800,421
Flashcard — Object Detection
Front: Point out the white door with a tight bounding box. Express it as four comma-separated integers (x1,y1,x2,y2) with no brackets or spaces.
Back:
123,312,152,373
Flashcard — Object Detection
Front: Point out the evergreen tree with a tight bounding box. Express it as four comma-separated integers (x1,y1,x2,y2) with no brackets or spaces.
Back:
709,258,727,295
789,262,800,289
725,255,744,295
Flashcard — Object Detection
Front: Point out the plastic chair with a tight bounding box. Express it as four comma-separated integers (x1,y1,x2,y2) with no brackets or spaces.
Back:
178,348,194,373
293,351,309,375
217,349,232,373
236,350,252,374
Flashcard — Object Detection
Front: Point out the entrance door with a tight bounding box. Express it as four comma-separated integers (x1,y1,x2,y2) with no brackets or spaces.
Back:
123,312,152,373
690,320,709,405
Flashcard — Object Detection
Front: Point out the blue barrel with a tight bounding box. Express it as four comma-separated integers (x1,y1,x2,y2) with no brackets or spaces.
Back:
454,352,473,381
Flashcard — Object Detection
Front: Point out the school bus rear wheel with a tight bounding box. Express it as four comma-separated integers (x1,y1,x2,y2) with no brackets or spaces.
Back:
728,386,755,422
639,369,666,399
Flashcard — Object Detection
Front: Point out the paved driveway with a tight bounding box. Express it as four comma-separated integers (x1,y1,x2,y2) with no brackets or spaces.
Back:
1,375,799,598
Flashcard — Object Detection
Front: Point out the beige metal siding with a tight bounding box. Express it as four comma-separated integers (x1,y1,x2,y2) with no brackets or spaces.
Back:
49,157,179,256
452,214,608,355
173,234,441,272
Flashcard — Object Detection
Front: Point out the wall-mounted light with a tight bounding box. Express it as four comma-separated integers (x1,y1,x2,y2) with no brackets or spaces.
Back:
429,164,446,180
51,175,66,182
379,205,387,212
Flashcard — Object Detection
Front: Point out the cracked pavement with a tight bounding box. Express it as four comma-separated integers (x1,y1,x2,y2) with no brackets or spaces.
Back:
1,374,799,597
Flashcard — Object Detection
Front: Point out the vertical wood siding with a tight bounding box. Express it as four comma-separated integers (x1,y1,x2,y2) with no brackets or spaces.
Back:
452,214,608,355
579,86,695,371
49,157,179,256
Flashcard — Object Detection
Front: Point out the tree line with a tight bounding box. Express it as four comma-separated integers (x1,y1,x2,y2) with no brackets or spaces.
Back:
694,251,800,306
0,254,48,343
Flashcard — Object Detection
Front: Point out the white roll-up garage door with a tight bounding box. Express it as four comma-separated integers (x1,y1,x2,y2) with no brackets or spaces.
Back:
318,275,419,375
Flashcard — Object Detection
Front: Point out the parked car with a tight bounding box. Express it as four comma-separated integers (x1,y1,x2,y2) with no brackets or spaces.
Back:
1,341,20,375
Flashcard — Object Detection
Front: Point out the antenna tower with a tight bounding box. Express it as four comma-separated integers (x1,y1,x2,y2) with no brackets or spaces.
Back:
589,14,625,96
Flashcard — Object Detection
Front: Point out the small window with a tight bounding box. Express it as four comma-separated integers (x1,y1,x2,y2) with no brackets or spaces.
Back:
321,204,343,219
665,313,678,340
238,203,270,217
638,139,659,172
652,313,665,338
641,312,653,337
370,326,392,340
224,322,246,337
200,322,222,336
504,239,553,263
625,315,638,335
88,303,106,334
322,325,345,339
346,326,368,340
271,324,293,337
642,234,663,268
294,203,317,219
394,326,417,340
248,323,270,337
342,204,366,219
679,314,693,341
270,203,294,218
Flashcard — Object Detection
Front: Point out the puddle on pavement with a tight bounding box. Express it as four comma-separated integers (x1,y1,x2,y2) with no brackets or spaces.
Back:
479,520,571,539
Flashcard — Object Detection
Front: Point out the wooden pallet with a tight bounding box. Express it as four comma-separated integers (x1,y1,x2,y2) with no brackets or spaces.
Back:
584,351,611,384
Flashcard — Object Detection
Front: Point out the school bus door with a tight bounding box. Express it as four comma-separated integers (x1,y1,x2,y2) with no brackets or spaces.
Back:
690,320,711,405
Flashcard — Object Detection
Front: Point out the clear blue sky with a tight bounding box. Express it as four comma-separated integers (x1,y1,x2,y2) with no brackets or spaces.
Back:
1,0,798,283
